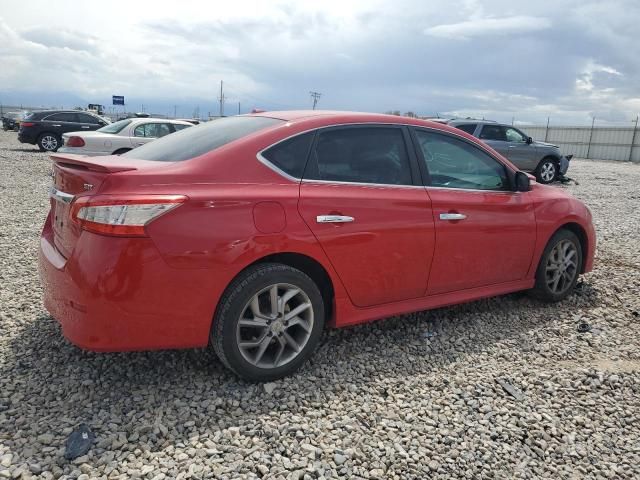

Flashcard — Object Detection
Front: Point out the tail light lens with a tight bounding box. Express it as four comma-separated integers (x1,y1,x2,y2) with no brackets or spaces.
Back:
71,195,186,236
21,122,35,127
66,136,85,147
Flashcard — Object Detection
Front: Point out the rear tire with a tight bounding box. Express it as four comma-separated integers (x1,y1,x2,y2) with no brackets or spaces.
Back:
535,157,558,184
530,229,582,302
211,263,325,381
38,133,61,152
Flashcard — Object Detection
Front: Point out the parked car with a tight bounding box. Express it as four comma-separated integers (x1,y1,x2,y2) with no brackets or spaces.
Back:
446,120,572,183
58,118,193,156
2,111,24,131
40,111,595,380
18,110,110,152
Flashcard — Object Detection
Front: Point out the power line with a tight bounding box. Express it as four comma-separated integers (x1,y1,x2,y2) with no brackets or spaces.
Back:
309,91,322,110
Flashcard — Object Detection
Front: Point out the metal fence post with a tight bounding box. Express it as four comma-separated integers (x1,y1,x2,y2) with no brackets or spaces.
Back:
544,117,550,142
629,115,639,163
586,117,595,159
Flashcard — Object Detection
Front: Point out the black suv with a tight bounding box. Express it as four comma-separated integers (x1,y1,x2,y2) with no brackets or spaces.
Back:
18,110,109,152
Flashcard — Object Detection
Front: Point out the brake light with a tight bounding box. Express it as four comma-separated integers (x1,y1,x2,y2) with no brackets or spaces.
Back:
21,122,35,127
66,136,85,147
71,195,186,236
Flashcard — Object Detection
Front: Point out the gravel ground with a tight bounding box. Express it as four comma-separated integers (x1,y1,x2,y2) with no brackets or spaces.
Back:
0,129,639,480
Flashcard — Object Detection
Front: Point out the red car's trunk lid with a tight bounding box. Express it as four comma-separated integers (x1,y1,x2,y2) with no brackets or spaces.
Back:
49,154,140,258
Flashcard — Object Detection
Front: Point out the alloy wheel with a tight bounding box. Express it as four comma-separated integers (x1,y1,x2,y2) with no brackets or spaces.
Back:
236,283,314,369
41,135,58,151
545,239,578,294
540,161,556,182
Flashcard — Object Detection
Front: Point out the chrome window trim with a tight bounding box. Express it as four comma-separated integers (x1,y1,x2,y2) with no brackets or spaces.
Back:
425,186,522,195
302,178,426,189
49,187,74,203
255,121,516,189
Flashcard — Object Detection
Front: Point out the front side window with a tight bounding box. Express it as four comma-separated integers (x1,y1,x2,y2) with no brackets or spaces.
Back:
414,129,509,191
454,124,477,135
305,127,412,186
77,113,100,124
479,125,507,141
505,127,527,142
262,132,314,178
124,116,283,162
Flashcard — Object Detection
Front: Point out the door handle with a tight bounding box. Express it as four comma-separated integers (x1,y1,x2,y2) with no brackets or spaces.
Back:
508,145,517,148
316,215,355,223
81,126,90,129
52,124,61,127
439,213,467,221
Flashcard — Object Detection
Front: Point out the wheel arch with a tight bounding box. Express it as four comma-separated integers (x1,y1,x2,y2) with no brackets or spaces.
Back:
250,252,335,322
554,222,589,273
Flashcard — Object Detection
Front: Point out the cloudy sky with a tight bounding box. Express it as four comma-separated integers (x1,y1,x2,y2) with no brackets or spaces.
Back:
0,0,638,124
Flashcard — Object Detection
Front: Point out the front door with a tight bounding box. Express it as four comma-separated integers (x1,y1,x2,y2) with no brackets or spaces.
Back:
412,128,536,295
298,125,435,307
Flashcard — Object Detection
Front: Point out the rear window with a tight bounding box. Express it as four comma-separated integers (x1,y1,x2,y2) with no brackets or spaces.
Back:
98,119,132,134
123,116,283,162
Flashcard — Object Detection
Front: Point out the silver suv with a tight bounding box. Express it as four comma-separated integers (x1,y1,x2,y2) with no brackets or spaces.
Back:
447,120,571,184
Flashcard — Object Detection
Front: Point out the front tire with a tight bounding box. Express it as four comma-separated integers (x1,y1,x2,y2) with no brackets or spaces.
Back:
38,133,61,152
535,157,558,184
211,263,325,381
530,229,582,302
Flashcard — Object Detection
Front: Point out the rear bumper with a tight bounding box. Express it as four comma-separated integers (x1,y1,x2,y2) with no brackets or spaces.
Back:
38,213,219,351
18,131,36,144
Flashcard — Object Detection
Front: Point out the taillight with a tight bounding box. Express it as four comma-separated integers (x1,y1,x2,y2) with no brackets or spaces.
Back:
66,136,85,147
71,195,186,237
21,122,35,127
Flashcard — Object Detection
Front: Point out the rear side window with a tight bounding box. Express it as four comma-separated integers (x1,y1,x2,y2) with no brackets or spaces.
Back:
46,113,77,122
305,127,412,185
261,132,314,178
134,123,172,138
124,116,283,161
454,124,477,135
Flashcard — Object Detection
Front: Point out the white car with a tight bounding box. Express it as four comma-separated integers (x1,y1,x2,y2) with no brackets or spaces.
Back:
58,118,193,156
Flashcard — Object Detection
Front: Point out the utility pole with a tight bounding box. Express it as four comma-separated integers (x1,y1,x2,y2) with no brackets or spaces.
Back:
544,116,550,142
173,105,177,118
219,80,225,117
238,102,241,115
309,91,322,110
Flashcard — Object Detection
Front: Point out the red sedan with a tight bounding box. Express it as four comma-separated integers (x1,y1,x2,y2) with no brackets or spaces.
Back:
39,111,595,380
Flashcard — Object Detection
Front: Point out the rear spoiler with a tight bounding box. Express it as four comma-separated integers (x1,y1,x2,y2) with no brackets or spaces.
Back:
50,153,137,173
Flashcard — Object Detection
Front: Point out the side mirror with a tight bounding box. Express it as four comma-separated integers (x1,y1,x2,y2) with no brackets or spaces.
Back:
526,136,533,144
515,171,531,192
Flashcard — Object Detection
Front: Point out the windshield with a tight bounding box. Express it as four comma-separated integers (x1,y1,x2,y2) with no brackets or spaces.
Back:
98,119,132,134
123,116,283,162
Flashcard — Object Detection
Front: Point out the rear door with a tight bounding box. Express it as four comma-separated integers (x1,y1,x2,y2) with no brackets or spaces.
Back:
411,128,536,295
298,125,435,307
43,112,80,135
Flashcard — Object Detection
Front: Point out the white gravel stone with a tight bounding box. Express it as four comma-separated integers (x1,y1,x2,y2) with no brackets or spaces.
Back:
0,130,639,479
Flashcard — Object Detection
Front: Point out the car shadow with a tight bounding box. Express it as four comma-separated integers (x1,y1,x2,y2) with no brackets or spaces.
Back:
5,147,44,153
1,282,600,464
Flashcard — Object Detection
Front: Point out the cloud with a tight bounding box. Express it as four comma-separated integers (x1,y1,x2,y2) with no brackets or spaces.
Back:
0,0,639,124
424,15,552,39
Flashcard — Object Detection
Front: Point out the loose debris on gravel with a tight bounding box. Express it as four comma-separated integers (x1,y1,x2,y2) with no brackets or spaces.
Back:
0,130,639,479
